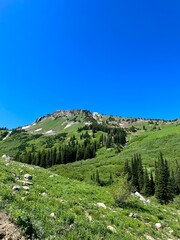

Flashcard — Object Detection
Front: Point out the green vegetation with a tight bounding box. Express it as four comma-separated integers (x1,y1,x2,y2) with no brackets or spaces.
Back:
0,109,180,238
0,158,180,239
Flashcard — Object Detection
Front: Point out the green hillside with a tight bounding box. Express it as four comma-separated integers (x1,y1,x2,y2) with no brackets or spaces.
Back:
51,122,180,183
0,109,180,239
0,158,179,239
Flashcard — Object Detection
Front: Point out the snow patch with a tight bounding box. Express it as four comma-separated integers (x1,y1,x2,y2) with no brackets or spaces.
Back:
45,130,53,134
22,125,31,130
3,131,12,141
34,128,42,132
64,122,75,129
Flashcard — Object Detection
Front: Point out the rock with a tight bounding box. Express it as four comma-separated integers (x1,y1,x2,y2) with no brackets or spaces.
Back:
97,203,107,209
41,192,47,196
129,213,137,218
85,211,92,222
107,225,117,233
12,185,20,191
22,186,30,191
134,191,147,203
18,180,33,186
24,174,32,180
144,234,156,240
155,223,162,230
50,213,56,218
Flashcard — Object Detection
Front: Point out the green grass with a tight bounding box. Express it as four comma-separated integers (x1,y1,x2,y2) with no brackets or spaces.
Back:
0,158,180,239
51,123,180,184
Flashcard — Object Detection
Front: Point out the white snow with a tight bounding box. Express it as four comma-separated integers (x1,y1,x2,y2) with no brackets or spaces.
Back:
34,128,42,132
32,123,37,126
22,125,31,130
3,131,12,141
64,122,74,129
45,130,53,134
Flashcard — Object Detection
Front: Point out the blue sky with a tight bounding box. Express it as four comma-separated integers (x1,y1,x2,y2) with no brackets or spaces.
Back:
0,0,180,128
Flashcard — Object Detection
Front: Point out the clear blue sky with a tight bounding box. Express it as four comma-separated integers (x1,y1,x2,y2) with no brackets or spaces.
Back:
0,0,179,128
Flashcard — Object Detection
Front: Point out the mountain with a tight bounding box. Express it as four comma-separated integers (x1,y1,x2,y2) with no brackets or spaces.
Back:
0,109,180,239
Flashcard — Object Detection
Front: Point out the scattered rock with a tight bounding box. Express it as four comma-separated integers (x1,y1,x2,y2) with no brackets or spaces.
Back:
50,213,56,218
129,213,137,218
41,192,47,196
155,223,162,230
22,186,30,191
97,203,107,209
134,191,148,203
24,174,32,180
144,234,156,240
107,225,117,233
85,211,92,222
12,185,21,191
18,180,33,186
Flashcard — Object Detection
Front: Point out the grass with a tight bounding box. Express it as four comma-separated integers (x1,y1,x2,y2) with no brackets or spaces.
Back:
0,158,180,239
51,123,180,183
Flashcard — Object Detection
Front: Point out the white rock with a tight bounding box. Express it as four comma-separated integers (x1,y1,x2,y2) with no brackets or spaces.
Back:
155,223,162,230
134,191,147,203
22,186,30,191
24,174,32,180
107,225,117,233
41,192,47,196
12,185,21,191
129,213,137,218
50,213,56,218
97,203,107,209
85,211,92,222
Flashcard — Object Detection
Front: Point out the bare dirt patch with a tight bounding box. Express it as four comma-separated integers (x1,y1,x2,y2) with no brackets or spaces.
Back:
0,212,26,240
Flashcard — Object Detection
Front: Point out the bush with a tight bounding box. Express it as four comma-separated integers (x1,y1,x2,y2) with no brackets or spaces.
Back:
112,178,131,206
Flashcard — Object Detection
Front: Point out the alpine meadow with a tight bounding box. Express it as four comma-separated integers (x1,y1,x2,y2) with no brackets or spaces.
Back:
0,109,180,239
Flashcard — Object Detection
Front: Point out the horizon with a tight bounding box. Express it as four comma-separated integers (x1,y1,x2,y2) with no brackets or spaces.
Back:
3,108,180,130
0,0,179,128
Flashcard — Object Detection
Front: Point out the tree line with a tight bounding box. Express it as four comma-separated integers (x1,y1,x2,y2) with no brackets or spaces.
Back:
124,153,180,204
15,125,127,168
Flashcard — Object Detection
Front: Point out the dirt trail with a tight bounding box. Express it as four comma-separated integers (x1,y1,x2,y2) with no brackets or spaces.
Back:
0,212,26,240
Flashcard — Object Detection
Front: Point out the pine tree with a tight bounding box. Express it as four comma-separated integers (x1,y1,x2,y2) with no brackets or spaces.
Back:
155,153,171,204
149,172,155,196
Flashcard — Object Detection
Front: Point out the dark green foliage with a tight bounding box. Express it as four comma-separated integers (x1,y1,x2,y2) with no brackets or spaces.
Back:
155,152,176,204
131,154,144,192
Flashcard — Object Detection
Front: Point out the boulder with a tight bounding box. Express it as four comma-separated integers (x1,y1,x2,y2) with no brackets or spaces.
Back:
24,174,32,180
129,213,137,218
22,186,30,191
12,185,20,191
155,223,162,230
50,213,56,218
107,225,117,233
97,203,107,209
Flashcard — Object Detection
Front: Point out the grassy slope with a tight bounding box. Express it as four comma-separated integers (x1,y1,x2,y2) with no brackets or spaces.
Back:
51,123,180,183
0,158,180,239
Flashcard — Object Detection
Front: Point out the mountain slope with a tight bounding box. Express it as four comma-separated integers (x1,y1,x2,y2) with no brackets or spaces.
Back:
0,158,179,239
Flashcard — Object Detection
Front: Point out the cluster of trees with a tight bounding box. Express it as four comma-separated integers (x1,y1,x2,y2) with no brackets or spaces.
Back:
15,123,127,168
124,153,180,204
90,170,114,186
16,136,97,168
155,152,180,204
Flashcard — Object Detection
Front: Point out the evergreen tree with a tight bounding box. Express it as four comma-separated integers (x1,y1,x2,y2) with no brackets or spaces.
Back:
155,153,171,204
144,169,151,196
